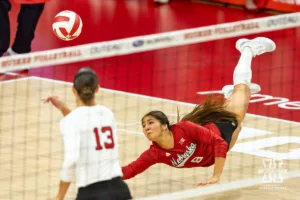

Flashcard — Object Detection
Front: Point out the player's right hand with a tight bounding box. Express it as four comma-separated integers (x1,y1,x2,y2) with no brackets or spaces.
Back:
42,96,65,110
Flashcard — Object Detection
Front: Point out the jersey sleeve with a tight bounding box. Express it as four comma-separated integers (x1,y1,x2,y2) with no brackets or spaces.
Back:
122,148,158,180
59,116,80,182
180,120,228,158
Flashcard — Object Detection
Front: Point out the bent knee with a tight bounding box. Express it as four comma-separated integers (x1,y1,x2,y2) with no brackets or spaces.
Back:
233,84,250,91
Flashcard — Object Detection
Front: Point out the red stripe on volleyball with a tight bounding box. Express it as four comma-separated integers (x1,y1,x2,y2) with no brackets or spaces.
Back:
69,13,81,36
59,28,69,37
53,16,70,23
53,29,60,38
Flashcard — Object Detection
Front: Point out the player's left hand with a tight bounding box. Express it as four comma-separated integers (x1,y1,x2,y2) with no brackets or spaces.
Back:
198,175,220,186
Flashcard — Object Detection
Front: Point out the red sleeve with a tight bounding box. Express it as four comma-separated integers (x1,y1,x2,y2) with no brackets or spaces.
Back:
179,120,228,158
122,147,158,180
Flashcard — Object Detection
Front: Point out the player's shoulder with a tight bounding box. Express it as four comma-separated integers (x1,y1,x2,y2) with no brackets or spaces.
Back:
60,109,79,128
62,106,86,122
98,105,114,116
172,120,196,129
60,105,114,126
71,105,113,117
145,144,161,160
59,110,78,134
149,144,159,151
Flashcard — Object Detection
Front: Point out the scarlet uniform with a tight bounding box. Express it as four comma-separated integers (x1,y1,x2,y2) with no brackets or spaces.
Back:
122,120,228,180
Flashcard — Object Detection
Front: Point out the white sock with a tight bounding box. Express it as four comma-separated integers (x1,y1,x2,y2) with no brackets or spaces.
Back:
233,47,253,87
7,48,18,56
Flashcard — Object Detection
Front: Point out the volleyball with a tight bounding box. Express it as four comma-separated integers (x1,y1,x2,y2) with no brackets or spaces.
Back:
52,10,83,41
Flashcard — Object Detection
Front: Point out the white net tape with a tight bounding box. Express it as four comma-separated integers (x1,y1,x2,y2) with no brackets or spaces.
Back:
1,12,300,73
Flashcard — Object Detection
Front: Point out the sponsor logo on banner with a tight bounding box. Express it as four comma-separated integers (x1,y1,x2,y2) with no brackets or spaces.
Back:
184,29,212,39
184,22,260,39
90,44,123,55
266,15,299,27
0,50,82,68
132,40,144,47
132,36,174,48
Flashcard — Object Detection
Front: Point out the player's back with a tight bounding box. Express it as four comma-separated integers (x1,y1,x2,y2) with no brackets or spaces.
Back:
60,105,122,188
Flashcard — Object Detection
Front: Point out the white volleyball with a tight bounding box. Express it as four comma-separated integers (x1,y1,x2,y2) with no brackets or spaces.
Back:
52,10,83,41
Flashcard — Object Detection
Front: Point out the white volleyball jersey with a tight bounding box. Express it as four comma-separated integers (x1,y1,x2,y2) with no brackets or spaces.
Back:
59,105,123,188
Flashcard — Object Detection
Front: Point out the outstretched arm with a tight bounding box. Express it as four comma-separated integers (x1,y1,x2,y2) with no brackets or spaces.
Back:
198,157,225,186
180,121,228,185
42,96,72,116
122,149,157,180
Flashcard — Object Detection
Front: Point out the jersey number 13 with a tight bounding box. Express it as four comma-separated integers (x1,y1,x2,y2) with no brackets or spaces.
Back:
93,126,115,150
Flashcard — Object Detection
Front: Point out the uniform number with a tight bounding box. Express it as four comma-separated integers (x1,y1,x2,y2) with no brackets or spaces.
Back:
191,157,203,163
93,126,115,150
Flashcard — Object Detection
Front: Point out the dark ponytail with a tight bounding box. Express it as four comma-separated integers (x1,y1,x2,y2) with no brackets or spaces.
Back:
73,68,98,104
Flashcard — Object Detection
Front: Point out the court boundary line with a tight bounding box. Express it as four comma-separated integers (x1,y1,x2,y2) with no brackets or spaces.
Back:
137,170,300,200
0,76,32,84
28,76,300,126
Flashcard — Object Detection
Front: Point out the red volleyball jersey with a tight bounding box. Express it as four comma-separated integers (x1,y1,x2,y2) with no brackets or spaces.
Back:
122,120,228,180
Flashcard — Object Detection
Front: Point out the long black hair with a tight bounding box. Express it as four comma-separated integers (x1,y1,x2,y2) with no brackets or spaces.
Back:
142,95,237,128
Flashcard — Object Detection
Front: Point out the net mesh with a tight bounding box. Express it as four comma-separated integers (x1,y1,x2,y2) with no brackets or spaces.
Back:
1,12,300,200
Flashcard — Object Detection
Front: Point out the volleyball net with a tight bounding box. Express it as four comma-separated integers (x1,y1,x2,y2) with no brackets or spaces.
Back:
1,12,300,200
